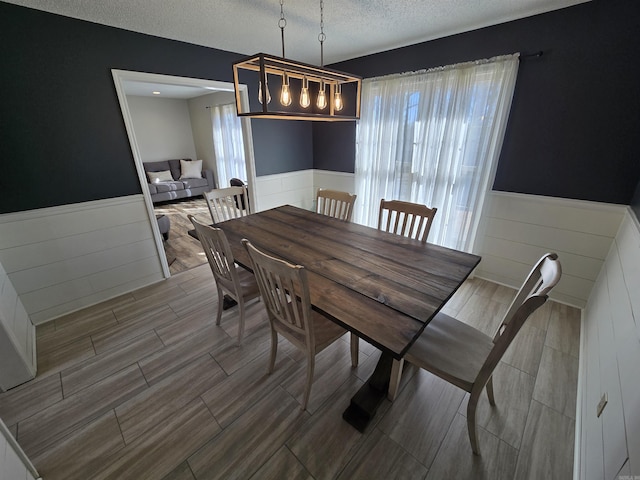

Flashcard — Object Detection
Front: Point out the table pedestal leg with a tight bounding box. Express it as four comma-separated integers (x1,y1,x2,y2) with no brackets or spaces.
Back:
342,353,393,432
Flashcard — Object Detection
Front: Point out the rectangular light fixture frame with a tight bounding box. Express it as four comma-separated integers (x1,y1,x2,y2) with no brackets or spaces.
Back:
232,53,362,121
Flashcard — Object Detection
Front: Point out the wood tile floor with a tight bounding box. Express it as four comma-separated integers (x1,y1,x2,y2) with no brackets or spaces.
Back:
154,198,212,275
0,265,581,479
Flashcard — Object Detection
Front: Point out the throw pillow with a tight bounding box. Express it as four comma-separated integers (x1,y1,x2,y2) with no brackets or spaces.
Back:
147,170,174,183
180,159,203,179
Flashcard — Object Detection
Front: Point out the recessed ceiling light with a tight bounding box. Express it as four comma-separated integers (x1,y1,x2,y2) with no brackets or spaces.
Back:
152,91,161,95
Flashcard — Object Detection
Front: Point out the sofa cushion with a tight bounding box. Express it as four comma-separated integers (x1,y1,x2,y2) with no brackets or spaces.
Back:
154,181,185,193
147,170,174,183
179,159,203,179
168,159,182,180
181,177,208,189
143,160,171,173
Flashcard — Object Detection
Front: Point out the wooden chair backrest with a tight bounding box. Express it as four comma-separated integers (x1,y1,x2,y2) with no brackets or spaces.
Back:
316,189,357,222
203,186,250,224
189,215,240,293
378,199,437,243
474,253,562,395
242,239,314,350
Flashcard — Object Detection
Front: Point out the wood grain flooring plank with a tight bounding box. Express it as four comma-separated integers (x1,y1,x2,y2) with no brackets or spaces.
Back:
115,354,225,445
0,374,62,427
37,336,96,378
139,325,232,385
514,400,575,480
456,294,507,336
167,282,217,318
37,310,117,355
211,321,272,376
112,289,185,324
280,339,359,414
17,364,147,458
154,302,231,346
188,387,308,480
526,299,553,331
161,462,196,480
532,346,579,419
287,375,366,480
378,369,466,467
32,410,125,480
336,428,428,480
91,305,178,354
545,302,581,357
61,330,164,396
426,413,518,480
54,293,134,329
249,446,313,480
93,398,220,480
502,322,546,376
201,351,299,429
459,361,536,450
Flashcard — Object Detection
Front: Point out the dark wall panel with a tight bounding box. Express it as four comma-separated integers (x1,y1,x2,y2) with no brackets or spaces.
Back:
251,120,313,175
317,0,640,205
312,122,356,173
0,2,308,214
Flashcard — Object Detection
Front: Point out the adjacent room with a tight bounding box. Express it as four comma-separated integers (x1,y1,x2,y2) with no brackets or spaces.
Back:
1,1,638,479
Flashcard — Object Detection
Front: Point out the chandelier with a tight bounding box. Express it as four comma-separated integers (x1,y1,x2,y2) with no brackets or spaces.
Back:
232,0,361,121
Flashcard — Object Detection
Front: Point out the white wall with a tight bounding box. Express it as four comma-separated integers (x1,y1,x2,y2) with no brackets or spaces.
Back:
474,192,625,308
578,209,640,479
0,417,39,480
0,260,36,391
127,95,197,162
0,195,164,325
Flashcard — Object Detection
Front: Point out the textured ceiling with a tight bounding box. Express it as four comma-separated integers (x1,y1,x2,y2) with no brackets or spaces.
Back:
5,0,589,64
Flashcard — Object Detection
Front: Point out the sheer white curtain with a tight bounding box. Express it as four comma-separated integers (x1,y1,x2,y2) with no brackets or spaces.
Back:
211,103,247,188
355,54,519,252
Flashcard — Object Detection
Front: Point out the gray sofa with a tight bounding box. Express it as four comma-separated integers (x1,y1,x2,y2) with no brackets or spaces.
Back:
143,159,215,203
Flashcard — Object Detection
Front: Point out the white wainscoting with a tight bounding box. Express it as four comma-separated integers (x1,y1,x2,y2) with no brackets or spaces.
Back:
253,170,315,212
0,260,36,390
0,417,39,480
0,195,164,325
474,192,626,308
578,209,640,479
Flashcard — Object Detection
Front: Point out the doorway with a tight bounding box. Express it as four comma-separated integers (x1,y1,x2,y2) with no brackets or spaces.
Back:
112,70,257,277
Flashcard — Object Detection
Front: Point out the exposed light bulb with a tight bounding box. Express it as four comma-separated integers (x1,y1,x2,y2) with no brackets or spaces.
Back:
300,76,311,108
280,73,292,106
334,84,344,111
258,79,271,104
316,81,327,110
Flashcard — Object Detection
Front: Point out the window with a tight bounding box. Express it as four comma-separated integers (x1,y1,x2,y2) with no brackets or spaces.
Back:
355,54,519,251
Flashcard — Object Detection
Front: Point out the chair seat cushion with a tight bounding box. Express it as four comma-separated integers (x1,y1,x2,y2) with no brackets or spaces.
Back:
405,312,494,392
236,268,260,298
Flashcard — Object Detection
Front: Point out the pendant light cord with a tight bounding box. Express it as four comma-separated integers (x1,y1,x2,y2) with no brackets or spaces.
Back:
279,0,287,58
318,0,325,67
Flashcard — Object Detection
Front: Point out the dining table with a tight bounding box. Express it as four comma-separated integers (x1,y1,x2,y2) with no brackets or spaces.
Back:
217,204,481,431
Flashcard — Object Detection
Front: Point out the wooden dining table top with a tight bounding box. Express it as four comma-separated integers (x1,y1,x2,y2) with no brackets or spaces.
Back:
217,205,481,359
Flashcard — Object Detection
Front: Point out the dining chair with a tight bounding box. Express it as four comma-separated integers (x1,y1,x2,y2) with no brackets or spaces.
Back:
242,239,359,410
188,215,260,345
389,252,562,455
378,199,437,242
316,188,357,222
203,185,250,224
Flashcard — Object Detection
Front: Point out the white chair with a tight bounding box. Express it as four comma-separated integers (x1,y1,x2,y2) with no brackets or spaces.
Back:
189,215,260,345
378,199,437,243
316,188,357,222
389,253,562,455
242,239,359,410
203,185,250,224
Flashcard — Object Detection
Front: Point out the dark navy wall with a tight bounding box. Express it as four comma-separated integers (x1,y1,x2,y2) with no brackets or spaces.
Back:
0,2,311,214
316,0,640,206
